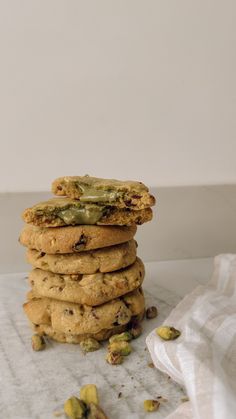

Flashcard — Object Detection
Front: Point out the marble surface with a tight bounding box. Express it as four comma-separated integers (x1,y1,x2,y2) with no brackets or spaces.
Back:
0,258,213,419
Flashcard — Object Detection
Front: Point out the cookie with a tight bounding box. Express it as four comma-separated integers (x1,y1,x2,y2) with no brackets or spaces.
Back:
28,257,145,306
52,175,155,210
19,224,137,253
26,240,137,274
32,311,144,343
23,287,145,335
22,198,152,227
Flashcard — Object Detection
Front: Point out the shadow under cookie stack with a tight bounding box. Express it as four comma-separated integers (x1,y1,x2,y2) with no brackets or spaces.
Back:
20,176,155,347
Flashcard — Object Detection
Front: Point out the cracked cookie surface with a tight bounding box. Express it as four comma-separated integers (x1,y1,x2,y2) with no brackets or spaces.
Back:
22,198,152,227
23,287,145,335
52,175,155,210
31,310,144,343
26,239,137,274
19,224,137,253
28,257,144,306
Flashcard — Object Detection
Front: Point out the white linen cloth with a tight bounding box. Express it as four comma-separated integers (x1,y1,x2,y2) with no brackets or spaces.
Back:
146,254,236,419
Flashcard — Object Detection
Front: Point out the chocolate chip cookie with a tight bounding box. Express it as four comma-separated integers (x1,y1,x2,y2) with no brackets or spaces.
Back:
23,287,145,335
26,240,137,274
32,311,144,343
52,175,155,210
28,257,144,306
22,198,152,227
19,224,137,253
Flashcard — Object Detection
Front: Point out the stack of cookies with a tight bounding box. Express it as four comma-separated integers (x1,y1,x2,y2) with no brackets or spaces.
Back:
19,176,155,345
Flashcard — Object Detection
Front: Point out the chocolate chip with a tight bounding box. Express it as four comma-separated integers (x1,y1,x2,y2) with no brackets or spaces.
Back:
79,306,85,315
124,200,132,206
131,194,141,199
64,309,74,315
129,319,142,339
91,309,99,320
73,234,87,251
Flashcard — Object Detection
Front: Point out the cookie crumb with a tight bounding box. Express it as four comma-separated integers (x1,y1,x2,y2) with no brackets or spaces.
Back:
53,411,63,417
148,362,154,368
181,396,189,403
156,396,168,403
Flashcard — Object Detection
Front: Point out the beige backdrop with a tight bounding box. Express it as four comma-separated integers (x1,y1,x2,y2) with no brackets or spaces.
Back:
0,0,236,192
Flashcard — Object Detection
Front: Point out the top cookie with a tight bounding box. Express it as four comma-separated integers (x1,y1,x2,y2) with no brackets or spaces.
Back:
52,175,155,210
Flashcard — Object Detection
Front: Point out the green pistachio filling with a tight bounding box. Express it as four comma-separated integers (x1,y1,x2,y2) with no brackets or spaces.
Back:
78,184,124,203
58,205,106,225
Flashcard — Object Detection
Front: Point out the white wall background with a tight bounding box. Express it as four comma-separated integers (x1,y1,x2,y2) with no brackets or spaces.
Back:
0,0,236,192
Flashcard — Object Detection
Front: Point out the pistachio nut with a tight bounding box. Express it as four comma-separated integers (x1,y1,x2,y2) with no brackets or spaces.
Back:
31,334,46,351
143,400,160,412
156,326,181,341
108,341,132,356
106,351,123,365
146,306,158,319
109,332,132,344
80,338,100,353
87,402,108,419
64,396,86,419
80,384,99,406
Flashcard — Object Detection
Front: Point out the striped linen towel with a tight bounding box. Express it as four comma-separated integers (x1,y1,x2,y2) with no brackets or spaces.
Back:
146,254,236,419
